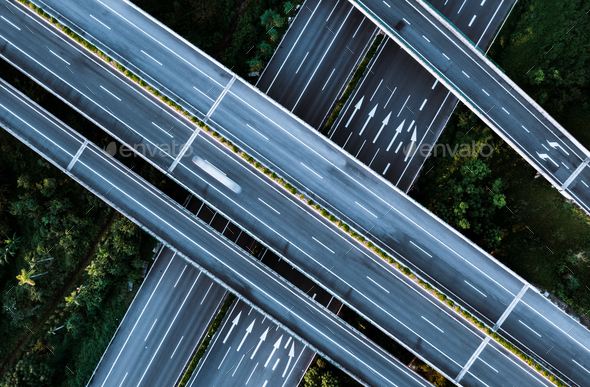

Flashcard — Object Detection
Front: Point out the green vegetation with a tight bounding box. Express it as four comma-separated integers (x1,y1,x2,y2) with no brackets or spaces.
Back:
299,357,360,387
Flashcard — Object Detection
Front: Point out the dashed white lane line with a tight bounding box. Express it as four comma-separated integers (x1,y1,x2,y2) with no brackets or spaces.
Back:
368,148,379,167
478,358,498,373
458,0,467,13
542,144,549,151
402,18,411,25
326,0,339,22
383,86,397,109
246,124,269,140
370,79,383,101
173,265,187,287
100,85,121,101
521,125,530,133
419,99,428,111
352,18,365,38
422,35,430,43
246,363,258,385
382,163,391,175
301,162,323,179
295,52,309,74
468,15,477,27
383,0,391,7
49,49,70,65
151,122,173,137
431,79,438,89
397,95,411,117
367,276,389,293
219,346,231,369
442,53,450,60
312,237,335,254
582,180,589,188
394,141,403,154
355,201,378,218
561,162,570,170
1,16,20,30
573,359,590,375
144,319,157,341
322,68,336,91
502,107,510,114
141,49,163,65
421,316,444,333
462,71,470,78
482,89,490,96
170,336,184,359
200,282,213,305
233,354,245,376
343,131,353,149
258,198,281,215
464,280,487,298
480,0,486,5
410,241,432,257
519,320,542,337
89,14,111,30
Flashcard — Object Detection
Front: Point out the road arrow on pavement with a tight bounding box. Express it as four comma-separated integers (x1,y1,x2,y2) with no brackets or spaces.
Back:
250,327,269,359
536,152,560,167
345,96,364,127
547,140,570,155
223,311,241,344
359,104,378,136
386,120,405,151
404,128,418,162
373,112,391,143
282,342,296,377
237,319,255,352
264,335,283,367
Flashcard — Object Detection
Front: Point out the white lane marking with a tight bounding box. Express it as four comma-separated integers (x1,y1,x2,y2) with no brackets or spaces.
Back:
355,201,378,218
468,15,477,27
561,162,570,170
200,282,213,305
493,284,529,331
462,71,470,78
502,107,510,114
480,0,486,5
410,241,432,257
442,53,450,60
368,148,379,167
100,85,121,101
272,358,280,370
258,198,281,215
141,49,163,65
573,359,590,375
519,320,542,337
421,316,444,333
233,354,245,376
407,120,415,132
478,358,498,372
170,336,184,359
322,68,336,91
521,125,530,133
367,276,389,293
422,35,430,43
352,18,365,38
151,122,173,137
382,163,390,175
246,124,269,140
246,363,258,385
118,373,128,387
582,180,589,188
402,18,410,25
89,14,111,30
383,86,397,109
295,52,309,74
326,0,339,21
419,99,427,111
284,336,292,349
383,0,391,7
542,144,549,151
301,162,323,179
218,346,231,369
397,95,411,117
192,86,215,102
49,49,70,65
1,16,20,30
394,141,403,153
173,265,187,287
431,79,438,89
145,319,157,341
355,139,366,157
342,131,353,149
370,79,383,101
464,280,487,298
458,0,467,13
482,89,490,96
312,237,335,254
466,372,491,387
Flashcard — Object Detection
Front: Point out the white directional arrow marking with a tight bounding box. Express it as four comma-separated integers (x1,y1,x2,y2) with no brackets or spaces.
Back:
251,327,269,359
404,128,417,162
386,120,405,151
264,335,283,367
536,152,560,167
237,319,255,352
359,104,378,136
282,342,296,377
373,112,391,143
547,140,569,155
223,311,241,344
345,96,364,128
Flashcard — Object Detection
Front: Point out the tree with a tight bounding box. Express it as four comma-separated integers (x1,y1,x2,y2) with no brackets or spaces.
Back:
17,269,35,286
1,232,21,264
260,9,285,30
284,1,294,14
247,57,265,73
258,41,273,61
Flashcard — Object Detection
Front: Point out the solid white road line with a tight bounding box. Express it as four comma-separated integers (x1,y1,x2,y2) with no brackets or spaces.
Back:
343,131,353,149
141,49,163,65
118,373,128,387
246,363,258,385
383,86,397,109
419,99,427,111
394,141,403,153
521,125,530,133
573,359,590,375
382,163,390,175
295,52,309,74
90,14,111,30
49,49,70,65
367,276,389,293
519,320,542,337
368,148,379,167
151,121,173,137
462,71,470,78
312,237,335,254
382,1,391,7
218,346,231,369
464,280,487,298
200,282,213,305
326,0,339,22
442,53,450,60
482,89,490,96
272,358,280,370
410,241,432,257
355,139,366,157
583,180,589,188
352,17,365,38
173,265,187,287
493,284,529,331
479,358,498,372
284,336,292,349
170,336,184,359
468,15,477,27
397,95,411,117
458,0,467,13
258,198,281,214
355,201,378,218
431,79,438,89
322,68,336,91
301,162,323,179
481,0,486,5
421,316,444,333
246,124,269,140
402,18,410,25
100,85,121,101
1,16,20,30
502,107,510,114
233,354,245,376
145,319,157,341
370,79,383,101
422,35,430,43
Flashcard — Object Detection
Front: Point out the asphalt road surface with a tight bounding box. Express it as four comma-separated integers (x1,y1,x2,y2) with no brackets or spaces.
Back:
329,0,515,191
256,0,377,129
187,300,314,387
1,2,585,385
0,78,438,387
349,0,590,213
